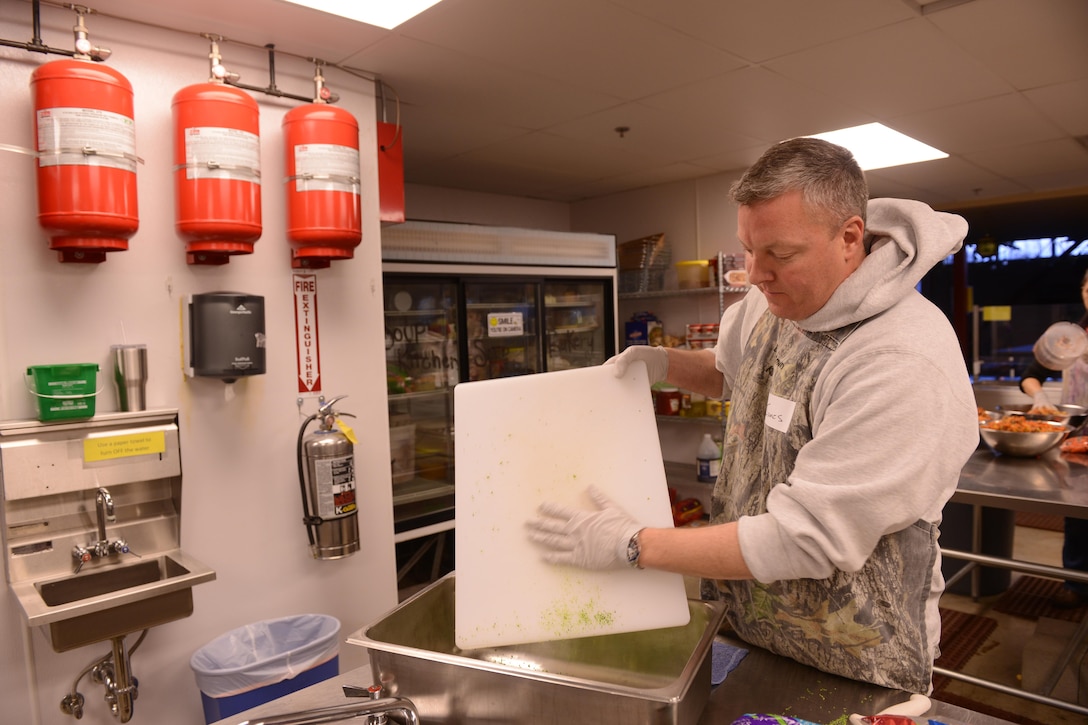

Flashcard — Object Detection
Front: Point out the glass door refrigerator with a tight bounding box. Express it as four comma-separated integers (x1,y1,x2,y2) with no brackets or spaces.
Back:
382,221,617,596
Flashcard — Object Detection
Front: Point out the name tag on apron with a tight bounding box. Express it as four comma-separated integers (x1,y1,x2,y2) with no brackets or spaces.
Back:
765,393,796,433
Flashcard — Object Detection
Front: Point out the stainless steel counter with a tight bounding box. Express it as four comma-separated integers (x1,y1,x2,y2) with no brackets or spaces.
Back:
213,644,1014,725
954,446,1088,517
941,445,1088,717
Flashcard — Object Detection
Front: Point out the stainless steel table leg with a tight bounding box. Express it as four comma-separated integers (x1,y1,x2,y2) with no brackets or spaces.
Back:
1040,607,1088,696
971,503,982,600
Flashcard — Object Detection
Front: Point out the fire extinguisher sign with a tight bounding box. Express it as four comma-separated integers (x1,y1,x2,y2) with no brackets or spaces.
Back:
294,274,322,393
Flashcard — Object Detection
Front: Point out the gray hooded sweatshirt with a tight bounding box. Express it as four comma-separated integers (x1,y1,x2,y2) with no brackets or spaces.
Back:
709,197,979,693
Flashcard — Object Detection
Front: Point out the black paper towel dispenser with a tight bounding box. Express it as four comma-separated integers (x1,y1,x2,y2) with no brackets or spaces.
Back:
184,292,266,383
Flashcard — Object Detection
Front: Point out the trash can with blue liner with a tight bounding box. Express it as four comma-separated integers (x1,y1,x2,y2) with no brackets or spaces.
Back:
190,614,340,724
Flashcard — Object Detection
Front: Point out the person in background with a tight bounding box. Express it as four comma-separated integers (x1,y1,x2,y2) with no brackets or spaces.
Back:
526,137,979,694
1019,268,1088,609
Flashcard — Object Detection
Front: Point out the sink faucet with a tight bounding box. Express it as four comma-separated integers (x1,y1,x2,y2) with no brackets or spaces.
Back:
73,487,132,572
96,487,115,545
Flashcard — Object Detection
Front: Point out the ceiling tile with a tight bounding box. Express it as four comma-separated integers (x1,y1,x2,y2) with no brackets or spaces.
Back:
343,36,621,130
1024,79,1088,136
924,0,1088,90
393,0,747,99
542,101,765,163
867,155,1030,202
640,66,874,143
964,138,1088,180
767,17,1013,118
891,93,1065,155
613,0,916,63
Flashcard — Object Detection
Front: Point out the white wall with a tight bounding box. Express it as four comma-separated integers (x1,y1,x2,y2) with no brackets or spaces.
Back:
405,183,571,231
0,7,396,725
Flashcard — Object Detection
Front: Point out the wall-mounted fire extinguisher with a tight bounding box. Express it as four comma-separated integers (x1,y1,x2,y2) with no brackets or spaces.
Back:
281,64,361,269
297,396,359,559
31,9,139,263
172,37,261,265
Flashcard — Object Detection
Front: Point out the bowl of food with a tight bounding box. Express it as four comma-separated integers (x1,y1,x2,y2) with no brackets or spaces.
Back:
980,417,1072,457
998,403,1088,429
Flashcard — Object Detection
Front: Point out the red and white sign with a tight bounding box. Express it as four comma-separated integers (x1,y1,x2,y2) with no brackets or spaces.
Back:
294,274,322,393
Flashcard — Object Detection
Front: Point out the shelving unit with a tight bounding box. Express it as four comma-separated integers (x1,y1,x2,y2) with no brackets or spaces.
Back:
617,251,746,476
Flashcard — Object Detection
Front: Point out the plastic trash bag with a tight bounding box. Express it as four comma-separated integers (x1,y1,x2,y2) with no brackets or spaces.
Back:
190,614,340,698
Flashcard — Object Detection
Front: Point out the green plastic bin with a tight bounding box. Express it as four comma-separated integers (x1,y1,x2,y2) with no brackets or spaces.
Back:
26,364,100,421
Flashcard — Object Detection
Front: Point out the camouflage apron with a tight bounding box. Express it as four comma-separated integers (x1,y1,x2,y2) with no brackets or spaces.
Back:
703,311,937,693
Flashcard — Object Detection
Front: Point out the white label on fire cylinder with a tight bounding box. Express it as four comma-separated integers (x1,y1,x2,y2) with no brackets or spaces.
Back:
293,143,360,194
313,453,356,518
36,107,136,172
183,126,260,181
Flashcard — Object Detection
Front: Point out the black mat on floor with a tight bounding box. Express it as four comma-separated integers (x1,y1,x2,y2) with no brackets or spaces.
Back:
1015,511,1064,531
933,607,998,692
992,575,1088,623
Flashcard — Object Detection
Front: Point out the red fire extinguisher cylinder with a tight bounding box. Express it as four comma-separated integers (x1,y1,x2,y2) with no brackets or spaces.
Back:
31,59,139,263
282,103,362,269
172,82,262,265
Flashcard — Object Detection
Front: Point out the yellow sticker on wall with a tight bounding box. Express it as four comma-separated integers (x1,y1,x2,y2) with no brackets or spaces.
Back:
84,432,166,462
982,305,1012,322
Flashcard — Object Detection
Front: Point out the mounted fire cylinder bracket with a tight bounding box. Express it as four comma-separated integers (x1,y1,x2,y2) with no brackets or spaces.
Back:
30,5,139,263
71,7,111,62
282,62,362,269
172,36,262,265
297,396,360,559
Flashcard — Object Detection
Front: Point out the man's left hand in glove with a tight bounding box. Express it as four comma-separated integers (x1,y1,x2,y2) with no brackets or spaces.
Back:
525,485,643,570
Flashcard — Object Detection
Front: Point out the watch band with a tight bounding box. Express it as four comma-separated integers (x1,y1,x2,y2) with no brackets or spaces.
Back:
626,530,643,569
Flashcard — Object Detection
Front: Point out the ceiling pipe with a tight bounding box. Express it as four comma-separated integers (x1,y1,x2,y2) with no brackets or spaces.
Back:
0,0,80,58
225,43,316,104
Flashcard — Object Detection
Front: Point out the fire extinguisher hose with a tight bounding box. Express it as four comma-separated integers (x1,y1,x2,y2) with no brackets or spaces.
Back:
296,413,320,546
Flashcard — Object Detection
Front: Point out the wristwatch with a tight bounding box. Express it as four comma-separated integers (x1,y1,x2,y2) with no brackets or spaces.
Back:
626,530,644,569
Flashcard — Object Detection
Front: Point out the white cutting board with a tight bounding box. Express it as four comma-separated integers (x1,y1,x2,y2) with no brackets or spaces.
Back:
454,362,690,650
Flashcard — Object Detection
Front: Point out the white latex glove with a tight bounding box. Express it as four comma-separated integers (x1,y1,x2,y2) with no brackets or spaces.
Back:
603,345,669,384
1032,389,1054,412
525,485,643,570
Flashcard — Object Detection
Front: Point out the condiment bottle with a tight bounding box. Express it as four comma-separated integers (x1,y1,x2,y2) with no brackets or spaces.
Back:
655,386,681,416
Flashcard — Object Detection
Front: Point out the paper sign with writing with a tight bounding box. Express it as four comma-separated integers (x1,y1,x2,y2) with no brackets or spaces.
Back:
487,311,524,337
84,432,166,463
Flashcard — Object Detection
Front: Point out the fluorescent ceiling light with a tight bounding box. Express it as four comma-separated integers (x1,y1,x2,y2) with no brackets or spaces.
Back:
807,122,948,171
279,0,444,29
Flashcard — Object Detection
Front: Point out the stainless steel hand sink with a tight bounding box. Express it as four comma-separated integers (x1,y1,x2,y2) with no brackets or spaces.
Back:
37,554,190,605
11,549,216,652
2,411,217,655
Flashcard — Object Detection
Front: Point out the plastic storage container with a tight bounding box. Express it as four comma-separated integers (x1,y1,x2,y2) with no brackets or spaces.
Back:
675,260,709,289
190,614,340,724
1033,321,1088,370
25,363,100,421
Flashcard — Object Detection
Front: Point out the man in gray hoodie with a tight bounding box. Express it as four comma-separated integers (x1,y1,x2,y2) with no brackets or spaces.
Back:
527,137,980,694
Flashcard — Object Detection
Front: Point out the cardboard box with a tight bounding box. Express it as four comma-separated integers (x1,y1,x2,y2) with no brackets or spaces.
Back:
625,320,663,348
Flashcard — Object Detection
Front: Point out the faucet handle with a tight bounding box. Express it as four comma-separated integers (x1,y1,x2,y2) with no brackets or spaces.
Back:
110,539,140,558
72,545,92,573
342,684,384,699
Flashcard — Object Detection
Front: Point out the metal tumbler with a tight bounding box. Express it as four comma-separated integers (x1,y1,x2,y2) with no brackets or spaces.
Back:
111,344,148,411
